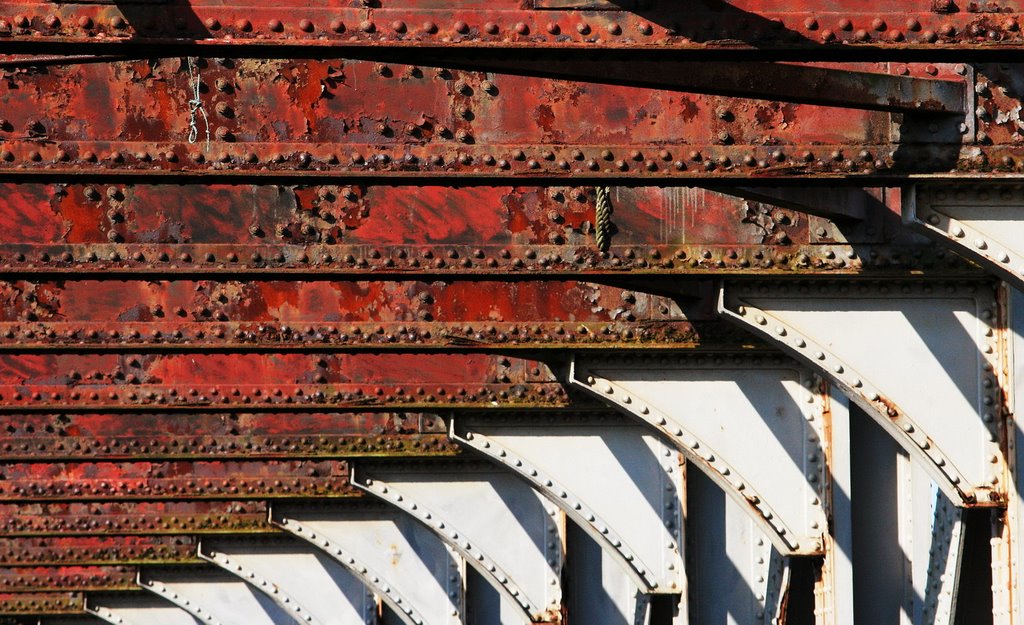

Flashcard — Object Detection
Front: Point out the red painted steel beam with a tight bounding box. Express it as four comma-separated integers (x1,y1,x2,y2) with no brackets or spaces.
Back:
0,279,701,351
0,183,981,277
0,501,274,537
0,354,571,411
0,536,199,566
0,57,987,181
0,412,455,461
0,567,137,593
0,459,352,501
0,1,1022,53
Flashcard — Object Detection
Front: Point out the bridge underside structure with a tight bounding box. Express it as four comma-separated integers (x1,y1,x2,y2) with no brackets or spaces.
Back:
3,1,1024,624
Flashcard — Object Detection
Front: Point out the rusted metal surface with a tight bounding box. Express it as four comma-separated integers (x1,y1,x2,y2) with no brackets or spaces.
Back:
0,182,981,276
0,279,702,351
0,566,137,592
0,412,455,460
0,536,200,566
0,57,988,181
3,1,1024,52
0,592,83,616
0,1,1018,622
0,501,275,537
0,354,570,410
0,459,352,501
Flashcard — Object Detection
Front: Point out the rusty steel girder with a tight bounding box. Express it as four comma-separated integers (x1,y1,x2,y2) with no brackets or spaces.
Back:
0,412,455,461
0,592,83,616
0,279,701,351
0,57,984,181
0,182,982,276
1,1,1024,624
0,353,570,411
0,459,353,501
2,0,1024,53
0,536,200,567
0,501,275,537
0,566,137,593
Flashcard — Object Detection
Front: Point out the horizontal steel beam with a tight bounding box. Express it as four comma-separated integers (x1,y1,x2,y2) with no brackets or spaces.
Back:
0,566,136,593
0,243,975,277
0,536,200,567
0,500,274,537
0,57,983,182
0,2,1022,53
0,460,352,501
0,279,700,351
0,183,976,277
0,354,571,412
0,412,455,461
0,592,83,615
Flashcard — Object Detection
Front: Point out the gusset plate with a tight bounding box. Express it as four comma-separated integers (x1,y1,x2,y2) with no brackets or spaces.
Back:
570,353,828,556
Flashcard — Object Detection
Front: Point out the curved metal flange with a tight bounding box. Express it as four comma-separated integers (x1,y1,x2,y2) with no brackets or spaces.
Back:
352,462,562,623
906,184,1024,291
719,280,1005,506
199,538,375,625
88,595,203,625
270,503,464,625
449,413,683,594
138,568,295,625
569,352,827,556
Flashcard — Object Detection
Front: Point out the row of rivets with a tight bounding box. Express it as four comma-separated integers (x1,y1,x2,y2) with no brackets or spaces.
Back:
281,518,432,625
205,550,319,624
144,578,228,625
578,369,812,550
457,429,659,589
360,477,541,614
730,298,975,498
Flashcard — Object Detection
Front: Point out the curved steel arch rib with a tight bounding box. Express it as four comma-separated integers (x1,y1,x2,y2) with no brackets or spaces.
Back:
449,413,684,594
198,537,376,625
138,569,297,625
351,463,563,624
270,503,464,625
568,353,829,556
906,184,1024,293
88,595,204,625
719,280,1006,507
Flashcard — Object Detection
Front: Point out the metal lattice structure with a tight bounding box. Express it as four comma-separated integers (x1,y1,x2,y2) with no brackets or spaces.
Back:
2,1,1024,624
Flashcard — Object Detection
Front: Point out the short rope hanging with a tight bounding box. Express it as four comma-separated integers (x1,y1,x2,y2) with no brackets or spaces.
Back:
186,57,211,151
595,186,614,252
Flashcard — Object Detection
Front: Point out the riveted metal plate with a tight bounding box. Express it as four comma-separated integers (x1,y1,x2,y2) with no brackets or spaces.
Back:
907,184,1024,292
720,280,1006,507
200,538,376,625
450,413,684,594
139,569,298,625
89,595,204,625
271,503,465,625
570,352,828,556
353,462,563,623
